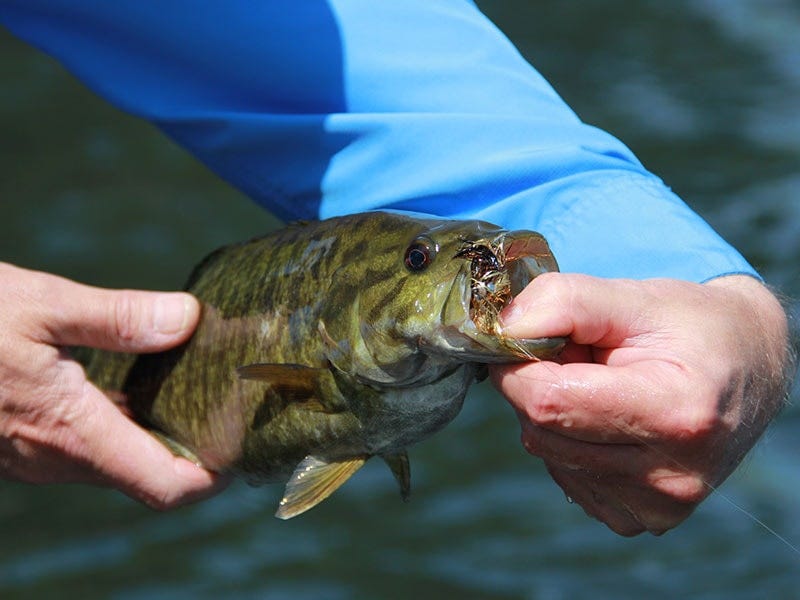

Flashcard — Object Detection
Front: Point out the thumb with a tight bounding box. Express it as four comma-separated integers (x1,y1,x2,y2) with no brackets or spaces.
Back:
500,273,658,348
24,268,200,352
81,384,228,509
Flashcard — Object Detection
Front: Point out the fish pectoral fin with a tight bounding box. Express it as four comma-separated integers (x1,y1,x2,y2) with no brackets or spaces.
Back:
382,452,411,502
275,455,367,520
237,362,323,388
237,363,337,413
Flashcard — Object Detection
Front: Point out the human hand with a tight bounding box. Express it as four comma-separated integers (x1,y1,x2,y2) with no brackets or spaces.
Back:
0,262,227,509
490,272,792,536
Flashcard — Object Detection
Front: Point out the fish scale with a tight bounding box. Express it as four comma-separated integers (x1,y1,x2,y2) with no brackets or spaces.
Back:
84,211,564,518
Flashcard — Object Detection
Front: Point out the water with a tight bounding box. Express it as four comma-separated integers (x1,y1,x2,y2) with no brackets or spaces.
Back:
1,1,799,597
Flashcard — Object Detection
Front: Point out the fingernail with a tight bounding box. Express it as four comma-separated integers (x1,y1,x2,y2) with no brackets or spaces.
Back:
154,294,192,334
498,302,524,331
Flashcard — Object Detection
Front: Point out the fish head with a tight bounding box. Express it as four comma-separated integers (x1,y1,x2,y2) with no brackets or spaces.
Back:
322,213,563,386
400,218,565,364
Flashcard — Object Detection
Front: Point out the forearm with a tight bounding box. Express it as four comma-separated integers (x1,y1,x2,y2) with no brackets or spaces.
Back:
0,0,758,283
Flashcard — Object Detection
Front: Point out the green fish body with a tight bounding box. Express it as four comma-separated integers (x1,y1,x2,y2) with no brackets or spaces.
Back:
87,212,563,518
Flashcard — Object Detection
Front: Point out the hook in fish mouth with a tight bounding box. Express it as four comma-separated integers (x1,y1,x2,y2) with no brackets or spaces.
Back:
454,233,559,337
454,241,512,335
436,233,564,363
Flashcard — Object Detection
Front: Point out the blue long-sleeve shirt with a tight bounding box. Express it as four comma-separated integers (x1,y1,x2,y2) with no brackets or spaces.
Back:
0,0,757,282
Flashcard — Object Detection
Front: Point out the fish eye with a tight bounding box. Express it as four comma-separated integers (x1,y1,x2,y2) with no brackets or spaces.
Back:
404,239,435,272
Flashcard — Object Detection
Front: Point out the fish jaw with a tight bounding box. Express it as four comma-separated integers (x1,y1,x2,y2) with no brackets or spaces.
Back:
501,231,559,295
427,232,565,363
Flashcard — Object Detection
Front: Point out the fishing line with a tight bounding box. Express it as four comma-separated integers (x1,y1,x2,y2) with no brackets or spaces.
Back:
623,427,800,558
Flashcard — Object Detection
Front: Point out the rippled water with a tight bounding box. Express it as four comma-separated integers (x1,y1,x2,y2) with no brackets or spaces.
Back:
1,1,799,597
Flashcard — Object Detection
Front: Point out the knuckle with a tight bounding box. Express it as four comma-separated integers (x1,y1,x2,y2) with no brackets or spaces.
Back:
664,380,721,441
651,472,708,506
514,272,567,315
523,379,565,427
140,488,179,512
607,521,647,538
676,407,718,441
113,293,141,343
148,497,172,512
543,275,576,316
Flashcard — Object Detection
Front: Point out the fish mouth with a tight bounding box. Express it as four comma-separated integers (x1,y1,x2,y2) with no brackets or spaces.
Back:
454,231,557,336
440,231,564,362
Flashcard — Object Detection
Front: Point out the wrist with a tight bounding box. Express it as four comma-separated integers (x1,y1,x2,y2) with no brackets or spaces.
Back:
704,274,793,427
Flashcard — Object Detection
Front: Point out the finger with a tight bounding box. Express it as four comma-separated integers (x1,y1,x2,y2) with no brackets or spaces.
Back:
519,417,707,502
491,359,690,443
546,465,646,537
547,463,697,536
24,269,200,352
519,419,649,476
499,272,669,348
78,384,228,509
521,419,706,533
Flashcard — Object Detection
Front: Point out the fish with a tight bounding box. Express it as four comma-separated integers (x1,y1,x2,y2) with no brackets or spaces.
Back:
85,211,564,519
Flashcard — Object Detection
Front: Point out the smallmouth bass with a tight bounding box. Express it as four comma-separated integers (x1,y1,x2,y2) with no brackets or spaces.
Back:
86,212,564,518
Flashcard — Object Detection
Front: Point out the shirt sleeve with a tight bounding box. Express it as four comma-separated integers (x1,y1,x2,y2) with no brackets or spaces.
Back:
0,0,758,281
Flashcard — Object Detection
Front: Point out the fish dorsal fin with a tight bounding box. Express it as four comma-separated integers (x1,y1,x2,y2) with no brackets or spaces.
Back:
382,452,411,502
276,455,367,520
